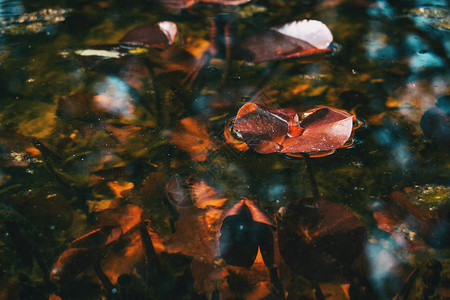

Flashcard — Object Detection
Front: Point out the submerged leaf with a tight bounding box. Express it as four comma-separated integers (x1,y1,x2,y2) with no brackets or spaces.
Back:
278,198,366,281
219,199,275,268
6,187,73,230
51,204,165,284
171,117,216,162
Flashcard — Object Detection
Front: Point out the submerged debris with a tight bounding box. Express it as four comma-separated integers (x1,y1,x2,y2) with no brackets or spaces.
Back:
0,8,72,35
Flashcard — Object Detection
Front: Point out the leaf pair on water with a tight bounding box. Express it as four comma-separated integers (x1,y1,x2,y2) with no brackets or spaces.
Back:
226,103,357,156
171,102,357,162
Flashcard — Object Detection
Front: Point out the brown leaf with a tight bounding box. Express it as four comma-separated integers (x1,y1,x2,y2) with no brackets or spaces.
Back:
6,187,73,230
191,180,228,209
278,198,366,282
96,204,143,235
280,107,354,153
119,21,177,48
240,19,333,63
171,117,216,162
229,103,356,155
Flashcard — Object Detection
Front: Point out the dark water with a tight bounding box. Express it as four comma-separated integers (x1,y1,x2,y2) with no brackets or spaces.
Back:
0,0,449,299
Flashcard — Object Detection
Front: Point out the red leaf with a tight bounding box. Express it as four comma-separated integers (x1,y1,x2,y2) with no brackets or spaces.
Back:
280,107,354,153
233,103,299,153
229,103,355,155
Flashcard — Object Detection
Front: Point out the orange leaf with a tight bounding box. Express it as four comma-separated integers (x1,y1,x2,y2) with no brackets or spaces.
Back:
107,180,134,198
171,117,215,162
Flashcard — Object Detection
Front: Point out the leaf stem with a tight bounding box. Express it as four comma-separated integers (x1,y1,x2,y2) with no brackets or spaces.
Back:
301,153,320,199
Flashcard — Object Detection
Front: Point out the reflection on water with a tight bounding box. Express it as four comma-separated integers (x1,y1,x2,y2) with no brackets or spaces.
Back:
0,0,449,299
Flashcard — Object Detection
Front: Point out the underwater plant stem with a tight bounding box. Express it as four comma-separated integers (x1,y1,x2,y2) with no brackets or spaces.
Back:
140,220,161,292
301,153,320,199
269,267,285,299
144,58,164,124
393,268,419,300
311,281,325,300
93,260,114,293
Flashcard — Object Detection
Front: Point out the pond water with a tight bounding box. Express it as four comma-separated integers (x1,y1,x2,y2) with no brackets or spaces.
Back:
0,0,449,299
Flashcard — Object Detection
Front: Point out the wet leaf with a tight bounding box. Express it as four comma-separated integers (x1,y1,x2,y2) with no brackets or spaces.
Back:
229,103,356,155
191,180,228,209
6,187,73,230
171,117,216,162
101,221,165,284
51,204,165,284
107,180,134,198
119,21,177,48
165,180,228,295
160,0,251,9
50,248,92,282
219,199,275,268
240,20,333,63
96,204,143,235
280,107,354,153
278,198,366,282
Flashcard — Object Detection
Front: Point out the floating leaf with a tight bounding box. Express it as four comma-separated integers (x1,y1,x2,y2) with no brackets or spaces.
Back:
278,198,366,282
280,107,354,154
119,21,177,48
228,103,356,155
233,103,300,153
160,0,250,9
240,19,333,63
